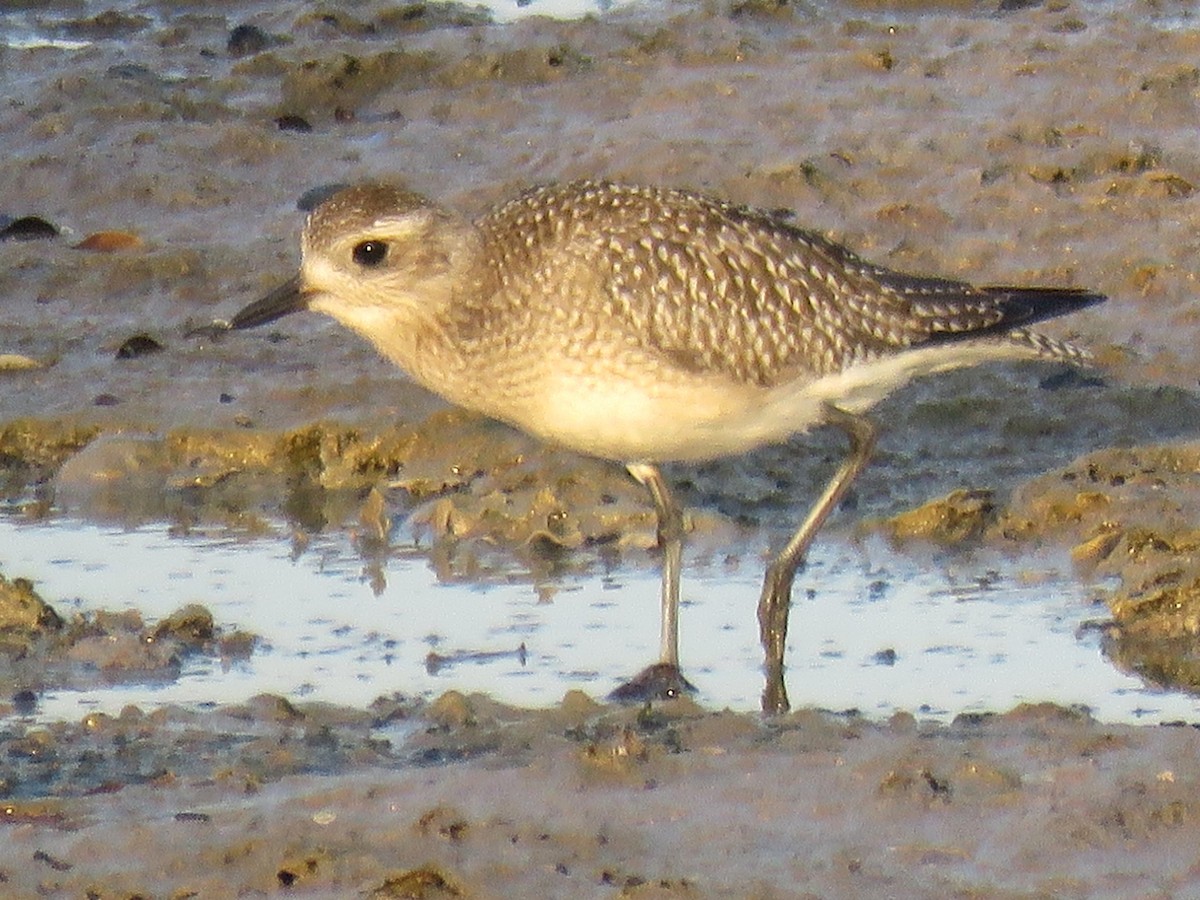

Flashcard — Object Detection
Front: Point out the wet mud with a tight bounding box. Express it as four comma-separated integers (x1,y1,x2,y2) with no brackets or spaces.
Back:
4,0,1200,894
0,577,253,705
6,693,1200,897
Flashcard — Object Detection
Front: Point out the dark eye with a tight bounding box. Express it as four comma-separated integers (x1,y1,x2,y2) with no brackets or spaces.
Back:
352,240,388,267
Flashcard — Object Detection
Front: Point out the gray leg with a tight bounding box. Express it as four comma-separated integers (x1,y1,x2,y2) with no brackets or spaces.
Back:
759,405,877,714
609,462,693,701
626,461,683,667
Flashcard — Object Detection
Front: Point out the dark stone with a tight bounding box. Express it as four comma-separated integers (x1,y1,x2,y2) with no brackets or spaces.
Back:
116,334,165,359
228,23,272,58
997,0,1043,10
0,575,63,632
0,216,58,241
153,604,215,649
1040,367,1107,391
106,62,163,86
872,648,898,666
276,114,313,132
12,690,37,715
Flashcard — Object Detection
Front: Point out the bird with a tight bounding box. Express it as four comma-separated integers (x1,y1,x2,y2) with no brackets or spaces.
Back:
223,179,1105,713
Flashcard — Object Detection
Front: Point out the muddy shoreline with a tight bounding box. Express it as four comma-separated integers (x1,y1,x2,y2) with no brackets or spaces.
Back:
6,694,1200,898
4,0,1200,894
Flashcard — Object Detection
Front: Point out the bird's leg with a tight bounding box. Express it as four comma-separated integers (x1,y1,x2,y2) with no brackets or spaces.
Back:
627,462,684,666
609,462,694,701
759,405,877,715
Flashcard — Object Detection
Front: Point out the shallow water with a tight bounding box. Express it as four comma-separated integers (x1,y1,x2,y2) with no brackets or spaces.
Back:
0,0,630,48
5,3,1200,896
4,515,1198,725
3,0,1200,728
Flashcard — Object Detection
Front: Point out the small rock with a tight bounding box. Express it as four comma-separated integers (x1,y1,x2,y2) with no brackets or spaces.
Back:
427,691,475,728
0,216,58,241
218,630,257,661
0,353,42,371
116,334,164,359
881,488,997,545
75,230,143,252
368,865,464,899
276,114,313,132
560,689,603,720
228,23,273,57
12,689,38,715
0,574,63,633
376,3,491,32
872,648,898,666
276,850,334,890
242,693,304,722
1071,529,1123,567
105,62,164,85
153,604,215,649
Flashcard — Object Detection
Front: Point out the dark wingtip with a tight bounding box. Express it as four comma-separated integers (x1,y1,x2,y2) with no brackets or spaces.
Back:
981,285,1107,327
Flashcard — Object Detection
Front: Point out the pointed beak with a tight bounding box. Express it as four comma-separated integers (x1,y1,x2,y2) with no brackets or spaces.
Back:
229,274,309,330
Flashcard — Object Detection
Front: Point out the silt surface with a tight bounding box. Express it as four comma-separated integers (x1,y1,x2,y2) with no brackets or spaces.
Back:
3,0,1200,895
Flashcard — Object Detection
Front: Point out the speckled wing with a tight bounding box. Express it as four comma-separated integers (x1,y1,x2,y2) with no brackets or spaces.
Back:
555,184,1099,387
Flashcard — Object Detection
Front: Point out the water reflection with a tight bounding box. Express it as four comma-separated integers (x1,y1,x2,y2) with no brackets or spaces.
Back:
2,517,1199,724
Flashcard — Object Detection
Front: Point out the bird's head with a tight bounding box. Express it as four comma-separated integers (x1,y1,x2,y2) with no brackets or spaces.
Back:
230,183,479,335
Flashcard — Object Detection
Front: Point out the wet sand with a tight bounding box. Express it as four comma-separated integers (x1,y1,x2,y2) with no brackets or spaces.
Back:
4,0,1200,894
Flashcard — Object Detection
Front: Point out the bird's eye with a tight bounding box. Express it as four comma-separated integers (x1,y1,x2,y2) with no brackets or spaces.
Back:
352,240,388,267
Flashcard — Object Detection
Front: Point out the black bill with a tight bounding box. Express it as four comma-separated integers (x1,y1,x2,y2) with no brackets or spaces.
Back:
228,274,308,330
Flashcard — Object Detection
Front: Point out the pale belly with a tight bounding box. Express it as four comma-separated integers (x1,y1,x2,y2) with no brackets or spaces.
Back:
512,376,825,464
484,340,1032,464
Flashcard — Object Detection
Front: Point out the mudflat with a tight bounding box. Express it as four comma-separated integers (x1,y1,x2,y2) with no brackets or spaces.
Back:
3,0,1200,895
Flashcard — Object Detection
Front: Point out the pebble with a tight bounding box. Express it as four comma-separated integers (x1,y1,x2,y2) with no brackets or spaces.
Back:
0,216,58,241
228,23,273,57
116,334,165,359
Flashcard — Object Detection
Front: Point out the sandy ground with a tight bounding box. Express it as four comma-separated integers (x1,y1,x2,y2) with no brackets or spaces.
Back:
4,0,1200,895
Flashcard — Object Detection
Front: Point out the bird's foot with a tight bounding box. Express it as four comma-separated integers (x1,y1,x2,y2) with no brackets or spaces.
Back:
608,662,696,703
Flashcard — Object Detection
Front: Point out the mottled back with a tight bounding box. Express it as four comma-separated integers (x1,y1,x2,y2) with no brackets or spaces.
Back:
478,182,1099,387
